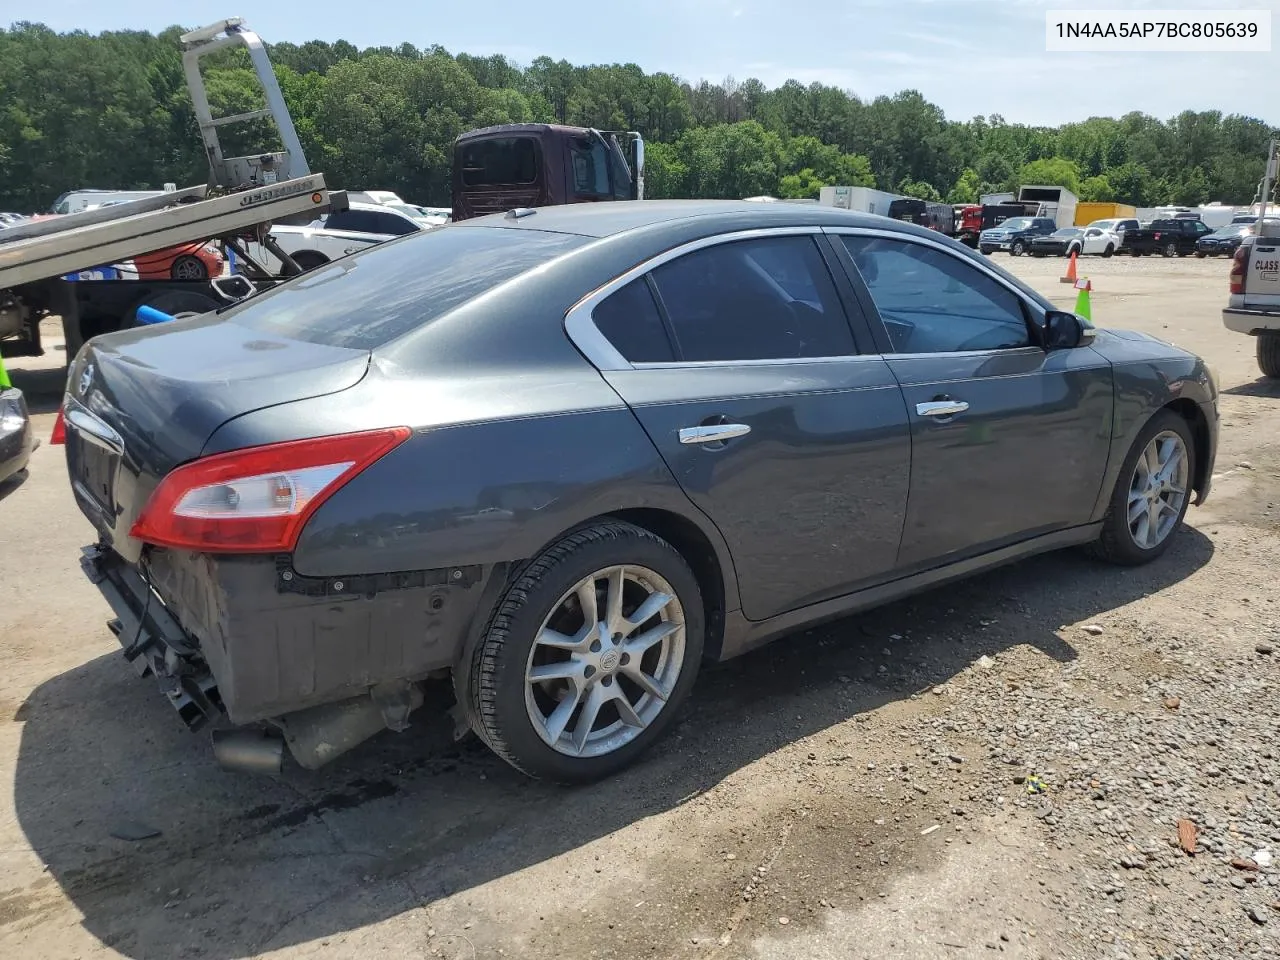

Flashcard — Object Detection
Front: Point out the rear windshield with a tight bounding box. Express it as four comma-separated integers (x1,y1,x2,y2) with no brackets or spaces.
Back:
459,137,539,187
222,226,587,350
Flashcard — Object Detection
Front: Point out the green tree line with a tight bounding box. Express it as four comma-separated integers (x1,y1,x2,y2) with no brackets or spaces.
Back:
0,21,1275,213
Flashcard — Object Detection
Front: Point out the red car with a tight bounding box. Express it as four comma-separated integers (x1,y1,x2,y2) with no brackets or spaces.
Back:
130,241,224,280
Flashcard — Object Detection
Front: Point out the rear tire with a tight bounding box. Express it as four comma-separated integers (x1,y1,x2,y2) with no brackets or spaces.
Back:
1091,409,1195,566
1162,242,1177,258
467,520,705,783
1258,333,1280,379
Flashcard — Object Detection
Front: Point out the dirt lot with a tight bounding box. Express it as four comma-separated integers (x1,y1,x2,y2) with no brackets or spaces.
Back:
1,253,1277,960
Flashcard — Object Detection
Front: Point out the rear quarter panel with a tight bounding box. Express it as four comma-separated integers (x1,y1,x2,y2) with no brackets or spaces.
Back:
205,365,744,612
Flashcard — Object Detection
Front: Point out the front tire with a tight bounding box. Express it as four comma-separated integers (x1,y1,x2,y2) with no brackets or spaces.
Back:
1258,332,1280,379
1092,410,1195,566
467,521,705,783
1010,240,1025,256
1103,244,1115,258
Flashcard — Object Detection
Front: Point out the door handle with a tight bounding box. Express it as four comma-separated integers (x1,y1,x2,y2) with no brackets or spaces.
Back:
679,423,752,445
916,400,969,418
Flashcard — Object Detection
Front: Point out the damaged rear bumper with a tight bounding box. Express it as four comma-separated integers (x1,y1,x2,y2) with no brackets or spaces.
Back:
79,541,491,769
80,542,223,730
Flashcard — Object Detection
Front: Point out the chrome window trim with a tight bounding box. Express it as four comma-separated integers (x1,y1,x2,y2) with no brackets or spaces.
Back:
821,225,1054,359
564,225,855,372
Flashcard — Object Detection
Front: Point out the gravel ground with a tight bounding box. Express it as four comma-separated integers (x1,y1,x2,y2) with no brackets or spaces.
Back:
0,252,1277,960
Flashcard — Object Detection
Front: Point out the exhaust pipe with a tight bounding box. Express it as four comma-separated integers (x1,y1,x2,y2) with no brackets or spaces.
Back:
212,728,284,775
276,682,425,771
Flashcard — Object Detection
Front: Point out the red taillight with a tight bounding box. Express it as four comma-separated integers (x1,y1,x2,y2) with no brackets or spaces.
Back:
1230,245,1248,295
50,405,66,444
129,427,412,553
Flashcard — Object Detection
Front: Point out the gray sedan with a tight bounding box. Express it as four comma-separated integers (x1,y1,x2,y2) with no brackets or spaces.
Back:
57,200,1219,782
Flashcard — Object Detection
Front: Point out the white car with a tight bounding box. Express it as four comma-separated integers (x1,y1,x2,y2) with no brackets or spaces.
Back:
240,201,439,272
1030,226,1121,258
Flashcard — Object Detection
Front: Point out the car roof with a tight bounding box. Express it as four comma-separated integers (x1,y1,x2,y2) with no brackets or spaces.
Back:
448,199,948,240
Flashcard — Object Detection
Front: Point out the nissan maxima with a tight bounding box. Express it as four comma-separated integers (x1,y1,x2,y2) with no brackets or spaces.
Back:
55,200,1219,783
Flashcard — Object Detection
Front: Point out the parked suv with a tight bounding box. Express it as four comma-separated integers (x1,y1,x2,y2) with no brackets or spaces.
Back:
979,217,1058,256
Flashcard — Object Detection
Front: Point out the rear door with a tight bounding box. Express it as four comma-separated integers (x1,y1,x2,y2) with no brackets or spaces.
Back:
827,227,1114,570
567,228,913,621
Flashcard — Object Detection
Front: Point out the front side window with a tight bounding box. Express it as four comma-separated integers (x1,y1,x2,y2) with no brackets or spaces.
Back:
569,135,612,198
647,236,855,363
840,235,1032,354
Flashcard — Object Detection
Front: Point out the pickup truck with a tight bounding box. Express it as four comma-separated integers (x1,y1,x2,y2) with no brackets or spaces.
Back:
1121,218,1213,257
977,216,1058,256
1223,223,1280,377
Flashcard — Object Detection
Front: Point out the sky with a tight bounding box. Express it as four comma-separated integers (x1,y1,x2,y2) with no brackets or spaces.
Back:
8,0,1279,127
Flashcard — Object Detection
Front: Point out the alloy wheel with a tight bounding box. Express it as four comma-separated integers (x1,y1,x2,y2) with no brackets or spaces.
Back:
1127,430,1189,550
524,564,686,758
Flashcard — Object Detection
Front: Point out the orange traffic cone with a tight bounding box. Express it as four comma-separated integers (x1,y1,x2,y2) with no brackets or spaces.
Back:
1060,250,1078,283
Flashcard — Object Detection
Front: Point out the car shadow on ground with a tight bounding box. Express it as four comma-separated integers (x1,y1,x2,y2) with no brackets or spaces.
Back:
11,528,1213,958
1222,377,1280,399
6,361,66,415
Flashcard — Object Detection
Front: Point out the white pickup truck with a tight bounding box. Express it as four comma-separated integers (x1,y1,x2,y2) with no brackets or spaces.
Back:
1223,141,1280,378
243,200,439,271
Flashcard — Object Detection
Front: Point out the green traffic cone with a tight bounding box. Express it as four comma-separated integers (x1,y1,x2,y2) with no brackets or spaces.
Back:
0,350,10,389
1073,278,1092,322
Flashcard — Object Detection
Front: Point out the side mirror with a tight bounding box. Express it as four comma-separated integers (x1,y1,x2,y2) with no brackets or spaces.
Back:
1043,310,1095,350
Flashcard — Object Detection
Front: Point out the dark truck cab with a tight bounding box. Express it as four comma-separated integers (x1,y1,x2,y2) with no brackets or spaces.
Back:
451,124,645,220
1122,218,1213,257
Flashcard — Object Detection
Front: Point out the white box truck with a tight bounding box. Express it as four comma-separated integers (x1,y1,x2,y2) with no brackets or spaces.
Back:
819,185,903,217
1017,185,1079,230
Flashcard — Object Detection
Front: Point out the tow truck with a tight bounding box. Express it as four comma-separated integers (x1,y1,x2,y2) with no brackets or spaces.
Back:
1223,139,1280,378
0,19,348,364
1,18,647,366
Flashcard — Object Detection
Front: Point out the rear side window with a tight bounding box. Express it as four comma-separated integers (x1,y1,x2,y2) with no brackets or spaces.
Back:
592,278,675,363
459,137,539,187
648,236,855,363
367,211,419,236
223,226,586,350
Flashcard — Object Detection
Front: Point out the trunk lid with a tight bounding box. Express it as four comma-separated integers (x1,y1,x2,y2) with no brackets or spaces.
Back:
62,313,370,561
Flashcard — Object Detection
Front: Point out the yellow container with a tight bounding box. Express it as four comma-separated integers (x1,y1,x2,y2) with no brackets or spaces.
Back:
1075,201,1137,226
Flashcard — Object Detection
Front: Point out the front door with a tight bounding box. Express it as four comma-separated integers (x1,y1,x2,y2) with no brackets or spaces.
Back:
580,231,913,621
833,231,1115,570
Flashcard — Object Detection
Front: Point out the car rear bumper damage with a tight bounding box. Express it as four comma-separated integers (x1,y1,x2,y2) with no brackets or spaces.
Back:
79,542,490,771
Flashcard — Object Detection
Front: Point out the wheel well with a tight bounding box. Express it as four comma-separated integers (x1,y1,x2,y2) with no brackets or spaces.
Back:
1163,398,1210,499
607,508,728,661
